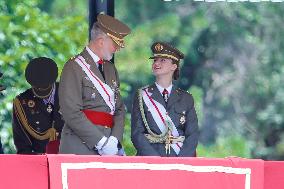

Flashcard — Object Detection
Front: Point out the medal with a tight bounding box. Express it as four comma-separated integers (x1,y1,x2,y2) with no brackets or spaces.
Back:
91,92,96,99
47,104,53,113
28,100,35,108
112,79,119,103
180,111,186,125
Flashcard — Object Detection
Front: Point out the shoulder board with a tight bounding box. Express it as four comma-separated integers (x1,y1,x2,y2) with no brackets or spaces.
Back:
176,88,191,94
140,85,149,90
69,54,79,61
70,56,76,61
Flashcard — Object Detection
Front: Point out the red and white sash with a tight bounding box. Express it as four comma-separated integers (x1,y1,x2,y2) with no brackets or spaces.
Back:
142,88,183,155
75,56,115,115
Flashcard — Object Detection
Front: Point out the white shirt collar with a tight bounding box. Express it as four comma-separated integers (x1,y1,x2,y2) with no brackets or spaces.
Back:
86,46,100,67
155,82,173,96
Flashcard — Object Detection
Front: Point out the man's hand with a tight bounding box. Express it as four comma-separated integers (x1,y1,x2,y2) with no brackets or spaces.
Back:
100,136,118,155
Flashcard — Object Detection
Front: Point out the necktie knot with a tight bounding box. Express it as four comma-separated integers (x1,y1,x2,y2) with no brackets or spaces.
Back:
97,59,105,79
162,89,169,103
98,59,104,65
162,89,168,95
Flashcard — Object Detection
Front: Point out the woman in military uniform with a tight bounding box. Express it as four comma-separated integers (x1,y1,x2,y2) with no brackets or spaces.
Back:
12,57,64,154
131,42,199,157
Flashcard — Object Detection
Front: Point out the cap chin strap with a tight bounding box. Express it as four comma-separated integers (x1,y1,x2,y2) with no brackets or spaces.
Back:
32,84,54,99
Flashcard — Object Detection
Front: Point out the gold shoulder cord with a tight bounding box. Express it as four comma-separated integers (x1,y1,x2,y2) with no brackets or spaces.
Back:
138,88,170,143
13,97,57,141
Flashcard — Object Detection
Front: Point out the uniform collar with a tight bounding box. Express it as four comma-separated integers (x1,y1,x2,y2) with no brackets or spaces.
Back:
155,82,173,96
86,46,100,67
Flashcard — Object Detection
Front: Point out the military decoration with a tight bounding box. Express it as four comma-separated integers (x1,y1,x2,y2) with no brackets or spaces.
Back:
180,111,186,125
28,100,35,108
111,79,119,103
91,92,96,99
47,103,53,113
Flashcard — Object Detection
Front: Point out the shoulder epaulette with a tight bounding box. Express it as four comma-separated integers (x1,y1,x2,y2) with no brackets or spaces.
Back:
140,85,149,91
69,55,77,61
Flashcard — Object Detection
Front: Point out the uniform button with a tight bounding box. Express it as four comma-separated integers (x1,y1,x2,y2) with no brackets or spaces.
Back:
82,141,86,144
36,127,41,131
36,121,39,124
104,126,108,129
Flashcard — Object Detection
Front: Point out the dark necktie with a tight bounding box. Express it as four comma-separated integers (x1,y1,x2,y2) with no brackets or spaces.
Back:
162,89,169,103
97,59,105,79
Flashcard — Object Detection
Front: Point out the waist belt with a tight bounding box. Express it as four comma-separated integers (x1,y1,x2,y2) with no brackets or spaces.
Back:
82,110,114,128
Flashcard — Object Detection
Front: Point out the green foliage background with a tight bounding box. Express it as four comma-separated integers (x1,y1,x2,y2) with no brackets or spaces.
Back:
1,0,284,160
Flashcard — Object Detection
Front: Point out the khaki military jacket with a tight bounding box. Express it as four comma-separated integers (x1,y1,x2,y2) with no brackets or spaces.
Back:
59,48,125,154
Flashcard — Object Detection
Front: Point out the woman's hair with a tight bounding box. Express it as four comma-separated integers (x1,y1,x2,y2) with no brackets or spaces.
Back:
172,59,180,80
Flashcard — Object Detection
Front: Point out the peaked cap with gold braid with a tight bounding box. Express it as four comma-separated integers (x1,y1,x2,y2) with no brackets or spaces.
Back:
97,14,131,48
149,42,184,62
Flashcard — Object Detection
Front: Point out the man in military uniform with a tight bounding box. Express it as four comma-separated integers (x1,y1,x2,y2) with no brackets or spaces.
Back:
12,57,64,154
59,14,130,155
131,42,199,157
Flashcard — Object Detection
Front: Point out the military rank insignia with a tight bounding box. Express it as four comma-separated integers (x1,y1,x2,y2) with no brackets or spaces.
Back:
47,104,53,113
180,111,186,125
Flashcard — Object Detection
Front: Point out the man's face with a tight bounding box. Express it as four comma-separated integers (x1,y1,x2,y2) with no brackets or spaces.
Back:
101,36,120,61
152,57,177,77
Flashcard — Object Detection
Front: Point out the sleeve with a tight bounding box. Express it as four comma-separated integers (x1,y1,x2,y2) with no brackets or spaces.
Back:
110,65,125,143
131,91,160,156
12,98,34,154
59,60,105,150
178,94,199,157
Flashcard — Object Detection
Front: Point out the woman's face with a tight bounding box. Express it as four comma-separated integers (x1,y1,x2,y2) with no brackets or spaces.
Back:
152,57,177,77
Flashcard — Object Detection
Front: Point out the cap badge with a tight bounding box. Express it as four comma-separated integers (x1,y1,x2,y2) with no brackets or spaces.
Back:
155,43,163,52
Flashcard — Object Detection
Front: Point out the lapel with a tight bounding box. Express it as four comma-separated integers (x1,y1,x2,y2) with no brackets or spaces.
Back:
147,84,167,108
167,85,180,109
80,48,105,82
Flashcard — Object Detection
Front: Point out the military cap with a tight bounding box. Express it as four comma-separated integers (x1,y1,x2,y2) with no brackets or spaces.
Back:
97,14,131,48
25,57,58,89
149,42,184,62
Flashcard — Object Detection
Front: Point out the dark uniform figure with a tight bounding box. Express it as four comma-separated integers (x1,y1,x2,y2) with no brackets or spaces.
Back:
0,139,3,154
12,57,64,154
131,42,199,157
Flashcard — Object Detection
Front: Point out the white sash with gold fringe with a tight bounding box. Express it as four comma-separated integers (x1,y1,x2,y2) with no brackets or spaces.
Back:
142,88,183,155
